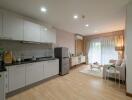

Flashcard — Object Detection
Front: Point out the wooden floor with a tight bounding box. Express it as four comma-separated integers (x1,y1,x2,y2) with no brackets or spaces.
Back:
7,65,132,100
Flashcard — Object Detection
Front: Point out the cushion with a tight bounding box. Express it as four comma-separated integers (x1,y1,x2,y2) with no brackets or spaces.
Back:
115,59,122,66
121,60,126,68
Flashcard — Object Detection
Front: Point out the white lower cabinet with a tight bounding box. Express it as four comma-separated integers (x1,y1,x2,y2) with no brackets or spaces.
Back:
8,65,26,92
26,62,44,85
4,70,8,93
44,59,59,79
80,56,86,63
71,57,79,66
0,72,5,100
6,60,59,93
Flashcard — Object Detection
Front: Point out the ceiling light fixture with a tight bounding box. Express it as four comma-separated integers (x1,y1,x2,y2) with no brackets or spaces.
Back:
85,24,89,27
41,7,47,12
94,30,98,33
44,28,47,31
73,15,78,19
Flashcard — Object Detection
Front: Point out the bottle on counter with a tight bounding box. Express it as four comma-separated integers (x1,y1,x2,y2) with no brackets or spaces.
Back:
3,51,13,64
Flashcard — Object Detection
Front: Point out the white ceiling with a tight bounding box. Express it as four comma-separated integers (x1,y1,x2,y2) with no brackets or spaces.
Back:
0,0,130,35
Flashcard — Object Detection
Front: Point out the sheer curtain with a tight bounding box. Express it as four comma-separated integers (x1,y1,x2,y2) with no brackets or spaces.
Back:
101,37,118,64
88,37,118,65
88,39,101,64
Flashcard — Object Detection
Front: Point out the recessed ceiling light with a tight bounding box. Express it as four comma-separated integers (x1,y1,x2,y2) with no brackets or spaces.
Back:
94,30,98,33
73,15,78,19
44,28,47,31
85,24,89,27
41,7,47,12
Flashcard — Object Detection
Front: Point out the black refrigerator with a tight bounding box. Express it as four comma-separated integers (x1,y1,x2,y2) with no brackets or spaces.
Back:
54,47,70,75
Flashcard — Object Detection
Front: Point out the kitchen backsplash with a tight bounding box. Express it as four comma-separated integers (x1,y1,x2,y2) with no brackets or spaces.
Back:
0,40,54,59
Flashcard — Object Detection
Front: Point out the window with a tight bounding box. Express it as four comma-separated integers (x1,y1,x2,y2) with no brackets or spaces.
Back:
88,37,118,65
88,40,101,64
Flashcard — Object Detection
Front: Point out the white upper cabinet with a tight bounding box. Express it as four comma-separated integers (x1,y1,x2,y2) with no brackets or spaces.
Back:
0,10,3,36
40,26,49,43
40,26,56,43
48,28,56,43
24,19,41,42
3,11,24,40
0,9,56,43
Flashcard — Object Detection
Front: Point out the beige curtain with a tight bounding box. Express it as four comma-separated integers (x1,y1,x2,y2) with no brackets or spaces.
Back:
84,37,90,64
84,30,125,64
114,30,124,59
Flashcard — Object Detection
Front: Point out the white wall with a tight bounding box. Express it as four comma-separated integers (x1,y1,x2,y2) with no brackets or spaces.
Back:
55,28,75,54
126,1,132,94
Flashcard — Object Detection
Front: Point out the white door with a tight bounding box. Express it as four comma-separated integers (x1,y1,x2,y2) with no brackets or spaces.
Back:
26,62,43,85
3,11,23,40
44,60,59,79
0,10,3,37
8,65,26,92
24,19,40,42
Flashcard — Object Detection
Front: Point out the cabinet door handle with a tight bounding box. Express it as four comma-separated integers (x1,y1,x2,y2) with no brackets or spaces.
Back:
16,65,24,67
5,74,7,78
6,84,8,88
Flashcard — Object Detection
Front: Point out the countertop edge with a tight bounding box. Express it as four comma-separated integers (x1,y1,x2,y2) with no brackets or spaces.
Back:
5,58,59,67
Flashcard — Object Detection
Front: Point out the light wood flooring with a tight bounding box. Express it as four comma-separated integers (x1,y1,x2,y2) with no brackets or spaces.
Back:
7,64,132,100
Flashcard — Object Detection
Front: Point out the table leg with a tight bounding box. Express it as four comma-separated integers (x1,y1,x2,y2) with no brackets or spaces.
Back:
119,73,120,87
115,73,116,84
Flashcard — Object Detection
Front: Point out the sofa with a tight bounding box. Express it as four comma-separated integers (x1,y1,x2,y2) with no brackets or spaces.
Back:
103,59,126,81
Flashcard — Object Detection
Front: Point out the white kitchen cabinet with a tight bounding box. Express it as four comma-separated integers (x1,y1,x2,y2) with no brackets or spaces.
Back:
80,56,86,63
24,19,41,42
48,28,56,43
0,9,57,43
0,10,3,37
5,59,59,93
40,26,56,43
8,65,26,92
40,26,49,43
26,62,43,85
4,69,8,93
0,72,5,100
71,57,79,66
44,59,59,79
3,11,23,40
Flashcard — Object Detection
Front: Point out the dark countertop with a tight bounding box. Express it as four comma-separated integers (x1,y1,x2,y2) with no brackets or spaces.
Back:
4,57,58,67
0,67,7,72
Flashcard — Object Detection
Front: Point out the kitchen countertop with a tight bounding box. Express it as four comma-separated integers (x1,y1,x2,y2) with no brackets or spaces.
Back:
4,57,58,67
0,67,6,72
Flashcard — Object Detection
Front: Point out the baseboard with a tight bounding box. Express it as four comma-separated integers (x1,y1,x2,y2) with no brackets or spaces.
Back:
126,92,132,97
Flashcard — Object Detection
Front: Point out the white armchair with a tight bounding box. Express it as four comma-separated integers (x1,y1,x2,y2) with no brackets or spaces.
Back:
115,60,126,82
103,59,126,82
